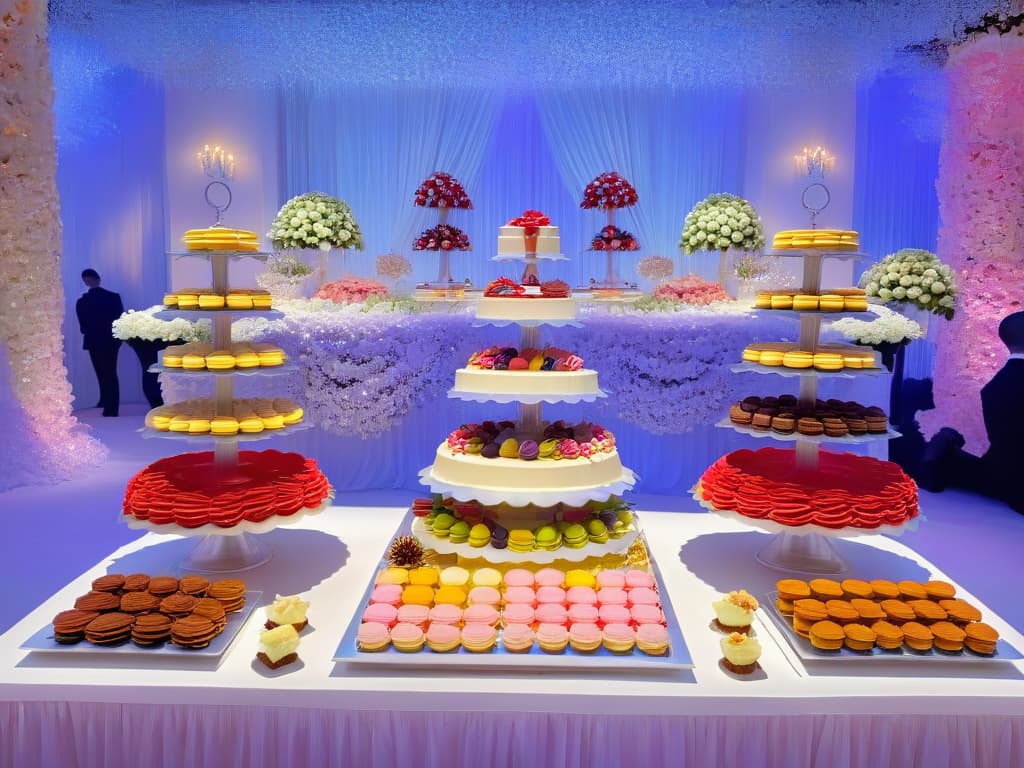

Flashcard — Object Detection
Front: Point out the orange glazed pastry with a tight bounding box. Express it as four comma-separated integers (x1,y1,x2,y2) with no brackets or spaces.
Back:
939,599,982,626
809,579,843,601
931,621,967,652
870,620,904,650
880,600,916,625
964,623,999,655
843,623,877,652
840,579,874,600
924,580,957,601
869,580,901,600
808,620,845,651
901,621,934,652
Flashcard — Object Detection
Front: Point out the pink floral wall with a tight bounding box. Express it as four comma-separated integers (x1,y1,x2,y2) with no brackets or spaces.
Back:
921,31,1024,452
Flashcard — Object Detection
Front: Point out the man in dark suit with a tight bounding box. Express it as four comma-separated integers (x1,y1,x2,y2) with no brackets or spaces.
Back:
76,268,123,417
919,311,1024,513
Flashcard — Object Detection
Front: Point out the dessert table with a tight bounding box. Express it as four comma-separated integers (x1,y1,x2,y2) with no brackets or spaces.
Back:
3,507,1023,768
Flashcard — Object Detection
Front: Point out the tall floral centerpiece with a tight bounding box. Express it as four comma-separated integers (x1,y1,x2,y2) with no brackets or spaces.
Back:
859,248,957,325
0,0,106,489
268,192,363,286
581,171,639,287
411,172,473,285
679,193,766,296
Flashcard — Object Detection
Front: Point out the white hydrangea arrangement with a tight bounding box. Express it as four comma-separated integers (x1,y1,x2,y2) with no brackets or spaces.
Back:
831,304,925,346
859,248,956,320
679,193,766,254
112,307,211,343
268,192,363,252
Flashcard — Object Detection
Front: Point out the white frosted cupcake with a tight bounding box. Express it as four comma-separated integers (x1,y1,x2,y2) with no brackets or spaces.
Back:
712,589,759,632
720,632,762,674
266,594,310,631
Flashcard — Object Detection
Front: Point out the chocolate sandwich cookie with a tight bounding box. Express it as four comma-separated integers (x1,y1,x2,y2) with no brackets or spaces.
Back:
91,574,126,593
191,597,228,632
208,579,247,612
159,593,198,618
74,591,121,613
120,591,160,615
771,413,796,434
179,575,210,598
121,574,150,592
170,615,219,649
148,576,179,597
84,612,134,645
52,609,99,644
131,613,173,647
729,404,753,425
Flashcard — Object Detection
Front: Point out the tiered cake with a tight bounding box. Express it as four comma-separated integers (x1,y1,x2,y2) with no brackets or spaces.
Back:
121,232,333,570
697,233,918,573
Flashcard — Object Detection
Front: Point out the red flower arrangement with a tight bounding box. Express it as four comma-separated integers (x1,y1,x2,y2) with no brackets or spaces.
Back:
590,225,640,251
507,209,550,235
580,171,638,210
413,172,473,209
412,223,472,251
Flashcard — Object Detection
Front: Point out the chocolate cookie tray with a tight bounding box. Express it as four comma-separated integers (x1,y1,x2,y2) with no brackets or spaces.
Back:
20,591,261,659
761,591,1022,664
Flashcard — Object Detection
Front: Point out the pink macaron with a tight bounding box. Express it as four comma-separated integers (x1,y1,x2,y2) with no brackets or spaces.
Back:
534,568,565,588
596,587,628,606
396,604,429,629
630,604,666,625
535,603,568,626
361,603,399,627
567,603,599,625
463,604,500,627
502,586,536,606
503,568,535,588
625,569,655,589
467,586,501,606
566,586,598,606
536,586,567,605
501,603,535,626
568,622,603,652
425,622,461,651
356,621,390,650
428,603,463,626
596,570,626,589
626,587,660,607
501,623,535,652
369,583,403,606
598,604,630,626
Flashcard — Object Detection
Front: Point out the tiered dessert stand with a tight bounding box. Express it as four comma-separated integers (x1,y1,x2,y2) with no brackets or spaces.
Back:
580,172,640,291
131,246,333,572
704,245,912,574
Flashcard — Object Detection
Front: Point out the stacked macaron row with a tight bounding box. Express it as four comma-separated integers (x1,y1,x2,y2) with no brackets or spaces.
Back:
754,288,868,313
51,573,245,649
776,577,1001,656
357,565,671,656
163,288,271,310
412,496,634,553
728,395,888,438
742,342,878,371
145,397,303,436
161,342,286,371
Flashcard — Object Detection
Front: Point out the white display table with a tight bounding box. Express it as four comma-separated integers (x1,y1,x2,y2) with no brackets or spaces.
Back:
2,507,1023,768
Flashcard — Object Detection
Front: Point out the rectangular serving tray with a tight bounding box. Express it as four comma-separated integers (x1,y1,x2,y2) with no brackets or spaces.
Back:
333,512,692,671
20,591,261,659
762,591,1022,663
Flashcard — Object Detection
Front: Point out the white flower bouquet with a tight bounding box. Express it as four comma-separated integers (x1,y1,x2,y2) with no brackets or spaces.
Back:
859,248,957,320
112,307,211,343
268,192,363,252
679,193,766,254
831,304,925,346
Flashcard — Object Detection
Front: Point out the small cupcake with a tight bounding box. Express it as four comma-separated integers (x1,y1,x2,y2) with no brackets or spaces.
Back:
265,594,310,631
720,632,762,674
712,590,759,633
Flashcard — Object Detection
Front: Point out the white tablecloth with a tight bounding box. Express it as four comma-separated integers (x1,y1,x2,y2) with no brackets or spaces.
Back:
3,508,1023,768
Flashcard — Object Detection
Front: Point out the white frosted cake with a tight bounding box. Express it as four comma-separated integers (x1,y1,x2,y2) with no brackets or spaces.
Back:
451,368,602,401
429,443,626,493
475,297,576,323
497,225,560,256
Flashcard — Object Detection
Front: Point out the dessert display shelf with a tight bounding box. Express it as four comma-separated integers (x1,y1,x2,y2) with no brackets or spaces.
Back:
149,362,295,378
168,250,272,262
714,418,900,445
449,367,606,406
123,248,332,572
750,309,877,321
492,252,568,262
704,240,915,574
138,420,313,444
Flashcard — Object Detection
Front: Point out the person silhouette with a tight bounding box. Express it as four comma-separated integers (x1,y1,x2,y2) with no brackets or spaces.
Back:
75,268,123,416
918,311,1024,513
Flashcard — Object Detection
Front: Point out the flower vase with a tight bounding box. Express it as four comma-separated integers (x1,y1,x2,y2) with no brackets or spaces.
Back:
434,208,454,285
717,250,732,296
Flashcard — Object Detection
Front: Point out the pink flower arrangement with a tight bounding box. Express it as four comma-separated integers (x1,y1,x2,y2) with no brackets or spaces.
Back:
412,223,471,251
920,32,1024,451
413,172,472,209
581,171,639,210
314,275,390,304
653,275,730,305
